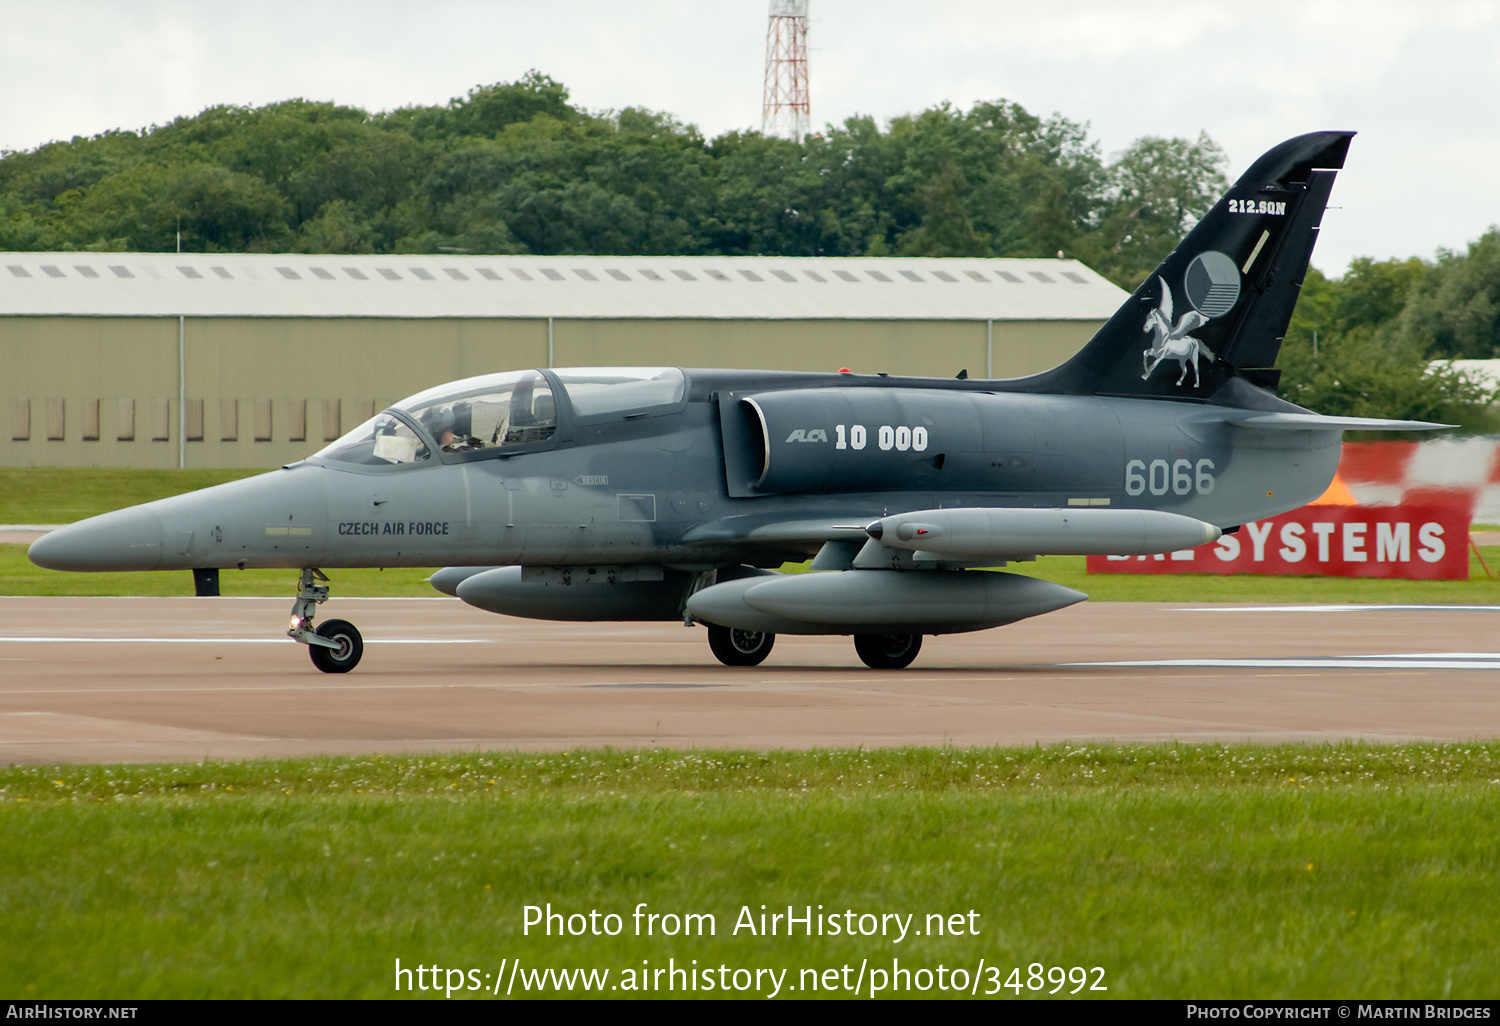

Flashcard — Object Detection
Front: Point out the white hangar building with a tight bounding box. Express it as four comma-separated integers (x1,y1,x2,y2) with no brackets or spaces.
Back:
0,252,1127,468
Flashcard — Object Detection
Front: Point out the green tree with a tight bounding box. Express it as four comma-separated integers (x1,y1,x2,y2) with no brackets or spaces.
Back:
1277,325,1494,430
1279,256,1496,429
1081,132,1229,289
1391,228,1500,359
702,129,826,255
854,100,1106,260
384,71,579,142
57,161,291,251
294,198,376,253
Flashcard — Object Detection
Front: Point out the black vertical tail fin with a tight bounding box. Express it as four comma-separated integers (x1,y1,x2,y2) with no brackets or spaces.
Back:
1031,131,1354,400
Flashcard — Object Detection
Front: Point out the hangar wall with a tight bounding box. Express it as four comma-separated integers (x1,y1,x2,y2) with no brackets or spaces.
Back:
553,318,1086,377
2,315,1101,469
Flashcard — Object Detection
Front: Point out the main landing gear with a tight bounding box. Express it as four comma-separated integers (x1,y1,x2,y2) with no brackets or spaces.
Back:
288,568,364,673
706,624,775,667
703,625,923,670
853,633,922,670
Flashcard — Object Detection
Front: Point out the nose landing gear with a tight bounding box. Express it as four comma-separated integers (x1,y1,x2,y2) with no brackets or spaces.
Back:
308,618,363,673
288,568,364,673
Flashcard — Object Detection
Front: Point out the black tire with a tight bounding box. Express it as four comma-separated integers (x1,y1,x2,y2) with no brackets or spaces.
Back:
854,633,922,670
309,618,363,673
707,624,775,667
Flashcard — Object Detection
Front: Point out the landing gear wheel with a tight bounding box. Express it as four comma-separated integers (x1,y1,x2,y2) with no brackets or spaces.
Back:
707,624,775,667
309,619,363,673
854,633,922,670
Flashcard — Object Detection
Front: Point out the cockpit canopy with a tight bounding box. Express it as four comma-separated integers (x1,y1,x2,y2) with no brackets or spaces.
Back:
402,369,558,452
312,367,685,466
550,367,685,417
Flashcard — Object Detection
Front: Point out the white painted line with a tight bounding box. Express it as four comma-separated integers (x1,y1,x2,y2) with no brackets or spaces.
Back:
1178,605,1500,613
0,637,489,645
1075,655,1500,670
236,596,454,602
0,595,456,601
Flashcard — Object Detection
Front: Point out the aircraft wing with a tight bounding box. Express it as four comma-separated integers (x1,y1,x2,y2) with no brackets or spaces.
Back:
679,518,870,544
1225,413,1455,432
686,507,1223,567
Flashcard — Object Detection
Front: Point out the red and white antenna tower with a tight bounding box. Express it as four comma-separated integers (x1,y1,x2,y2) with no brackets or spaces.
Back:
762,0,810,143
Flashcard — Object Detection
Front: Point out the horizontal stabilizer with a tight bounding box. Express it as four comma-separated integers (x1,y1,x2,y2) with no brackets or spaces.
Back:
1226,413,1454,432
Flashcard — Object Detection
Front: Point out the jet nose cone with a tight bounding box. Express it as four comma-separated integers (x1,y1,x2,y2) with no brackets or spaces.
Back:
28,507,165,571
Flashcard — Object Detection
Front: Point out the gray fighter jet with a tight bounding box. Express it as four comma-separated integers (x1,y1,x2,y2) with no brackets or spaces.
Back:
28,131,1446,671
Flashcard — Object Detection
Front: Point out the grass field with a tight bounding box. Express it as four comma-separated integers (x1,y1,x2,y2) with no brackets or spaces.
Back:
0,467,265,525
0,544,441,597
2,743,1497,1000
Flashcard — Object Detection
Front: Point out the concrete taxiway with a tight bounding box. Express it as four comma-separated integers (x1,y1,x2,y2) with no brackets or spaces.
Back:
1,595,1497,764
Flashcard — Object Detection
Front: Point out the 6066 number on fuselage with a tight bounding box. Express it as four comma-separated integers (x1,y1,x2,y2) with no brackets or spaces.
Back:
1125,458,1215,496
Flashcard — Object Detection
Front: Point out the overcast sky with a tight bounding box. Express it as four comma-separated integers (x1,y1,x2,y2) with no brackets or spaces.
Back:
3,0,1497,275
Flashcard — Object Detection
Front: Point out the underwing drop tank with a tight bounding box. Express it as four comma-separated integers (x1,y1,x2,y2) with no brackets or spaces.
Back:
685,569,1086,636
865,506,1221,560
454,565,698,621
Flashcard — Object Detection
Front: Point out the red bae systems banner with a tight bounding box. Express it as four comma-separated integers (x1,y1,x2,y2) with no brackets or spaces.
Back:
1086,504,1469,580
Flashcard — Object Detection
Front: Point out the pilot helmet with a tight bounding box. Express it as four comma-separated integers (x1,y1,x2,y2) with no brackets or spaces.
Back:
422,405,456,438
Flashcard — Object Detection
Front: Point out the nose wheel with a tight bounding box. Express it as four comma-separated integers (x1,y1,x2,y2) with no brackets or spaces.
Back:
308,619,363,673
288,568,365,673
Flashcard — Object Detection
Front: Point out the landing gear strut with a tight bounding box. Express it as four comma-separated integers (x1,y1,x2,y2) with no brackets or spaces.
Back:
288,568,364,673
707,624,775,667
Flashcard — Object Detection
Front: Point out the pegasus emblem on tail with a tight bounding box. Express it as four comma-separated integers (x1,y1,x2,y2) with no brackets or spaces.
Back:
1142,275,1216,387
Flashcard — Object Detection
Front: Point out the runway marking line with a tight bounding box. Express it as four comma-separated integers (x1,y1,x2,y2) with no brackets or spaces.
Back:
1076,654,1500,670
585,682,728,689
1180,605,1500,613
0,683,539,695
0,637,489,645
0,595,455,602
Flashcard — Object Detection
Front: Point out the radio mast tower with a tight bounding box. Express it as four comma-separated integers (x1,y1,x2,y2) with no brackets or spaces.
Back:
762,0,810,143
